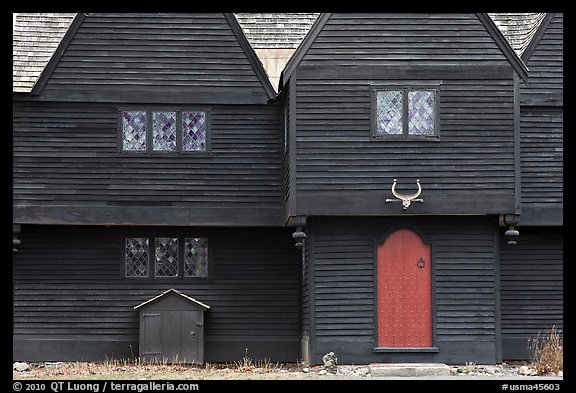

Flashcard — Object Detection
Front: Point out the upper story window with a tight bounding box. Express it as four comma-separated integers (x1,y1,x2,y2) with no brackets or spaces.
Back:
120,109,210,153
124,236,209,279
372,88,439,140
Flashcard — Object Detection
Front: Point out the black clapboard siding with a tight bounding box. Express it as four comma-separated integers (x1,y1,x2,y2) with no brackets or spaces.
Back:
40,13,270,104
283,90,291,209
520,108,563,207
500,227,563,359
290,13,516,216
13,225,300,361
517,13,563,224
520,14,563,106
13,101,283,225
307,216,498,364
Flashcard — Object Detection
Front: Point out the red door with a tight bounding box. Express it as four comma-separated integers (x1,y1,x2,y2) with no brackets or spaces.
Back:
377,228,432,347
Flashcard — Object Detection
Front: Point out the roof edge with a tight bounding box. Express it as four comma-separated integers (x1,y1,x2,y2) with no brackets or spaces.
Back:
133,288,211,311
476,13,529,82
29,13,82,96
279,13,332,90
520,13,555,62
225,13,277,100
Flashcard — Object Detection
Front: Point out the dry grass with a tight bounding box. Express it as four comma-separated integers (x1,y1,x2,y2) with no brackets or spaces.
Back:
232,348,279,373
14,353,285,380
528,325,563,375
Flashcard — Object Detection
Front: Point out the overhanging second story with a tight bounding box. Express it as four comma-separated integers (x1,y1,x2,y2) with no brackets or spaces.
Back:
279,13,534,222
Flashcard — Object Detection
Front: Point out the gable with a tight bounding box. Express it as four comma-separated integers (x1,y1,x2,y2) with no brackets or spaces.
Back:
282,13,527,87
35,13,274,104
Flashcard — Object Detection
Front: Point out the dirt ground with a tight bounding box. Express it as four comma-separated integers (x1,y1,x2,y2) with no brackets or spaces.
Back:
12,361,562,380
14,362,324,380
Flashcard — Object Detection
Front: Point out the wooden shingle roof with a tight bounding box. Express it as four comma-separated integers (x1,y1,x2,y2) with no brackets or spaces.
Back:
13,13,75,93
235,13,319,91
234,13,320,49
489,13,546,57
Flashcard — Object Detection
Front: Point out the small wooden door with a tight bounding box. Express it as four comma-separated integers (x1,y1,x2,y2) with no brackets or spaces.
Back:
377,228,432,347
140,310,202,363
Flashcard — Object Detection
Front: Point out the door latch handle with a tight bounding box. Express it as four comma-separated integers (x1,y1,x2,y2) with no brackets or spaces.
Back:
190,331,196,337
417,257,425,268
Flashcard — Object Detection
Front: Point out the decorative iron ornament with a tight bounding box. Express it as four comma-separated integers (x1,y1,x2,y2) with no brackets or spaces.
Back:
385,178,424,210
417,257,426,268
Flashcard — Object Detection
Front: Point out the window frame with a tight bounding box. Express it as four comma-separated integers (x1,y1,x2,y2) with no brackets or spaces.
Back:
117,106,212,155
122,234,211,282
370,85,441,141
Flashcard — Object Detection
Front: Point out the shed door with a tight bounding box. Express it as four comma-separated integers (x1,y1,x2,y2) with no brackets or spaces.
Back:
140,310,201,363
161,310,200,363
141,313,161,356
377,228,432,347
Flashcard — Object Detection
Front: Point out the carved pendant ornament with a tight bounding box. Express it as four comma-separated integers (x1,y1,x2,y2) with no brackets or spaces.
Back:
385,178,424,210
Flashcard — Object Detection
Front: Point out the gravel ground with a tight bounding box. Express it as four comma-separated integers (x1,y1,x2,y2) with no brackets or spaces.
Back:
12,361,563,380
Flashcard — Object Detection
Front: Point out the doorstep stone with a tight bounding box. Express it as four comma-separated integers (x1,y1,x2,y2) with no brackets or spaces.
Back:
369,363,451,377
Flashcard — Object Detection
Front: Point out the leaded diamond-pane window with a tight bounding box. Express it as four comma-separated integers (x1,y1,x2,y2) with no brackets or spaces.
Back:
153,112,177,151
155,238,178,277
182,112,206,151
121,109,209,153
373,88,438,139
376,91,403,135
185,238,208,278
122,111,147,151
125,238,149,277
408,91,435,135
124,236,209,279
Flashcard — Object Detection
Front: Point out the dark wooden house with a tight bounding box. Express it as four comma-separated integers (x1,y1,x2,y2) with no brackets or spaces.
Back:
13,13,562,365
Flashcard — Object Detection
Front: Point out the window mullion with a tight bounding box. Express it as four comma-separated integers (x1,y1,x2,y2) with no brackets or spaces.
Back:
147,236,152,279
403,89,409,138
179,236,184,278
150,236,154,278
147,111,153,153
176,111,182,153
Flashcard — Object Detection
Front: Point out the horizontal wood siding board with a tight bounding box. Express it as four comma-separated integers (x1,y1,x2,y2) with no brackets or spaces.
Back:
520,108,563,208
499,227,563,360
39,13,270,103
23,90,270,106
296,191,514,216
308,216,498,363
13,225,300,361
13,101,284,225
